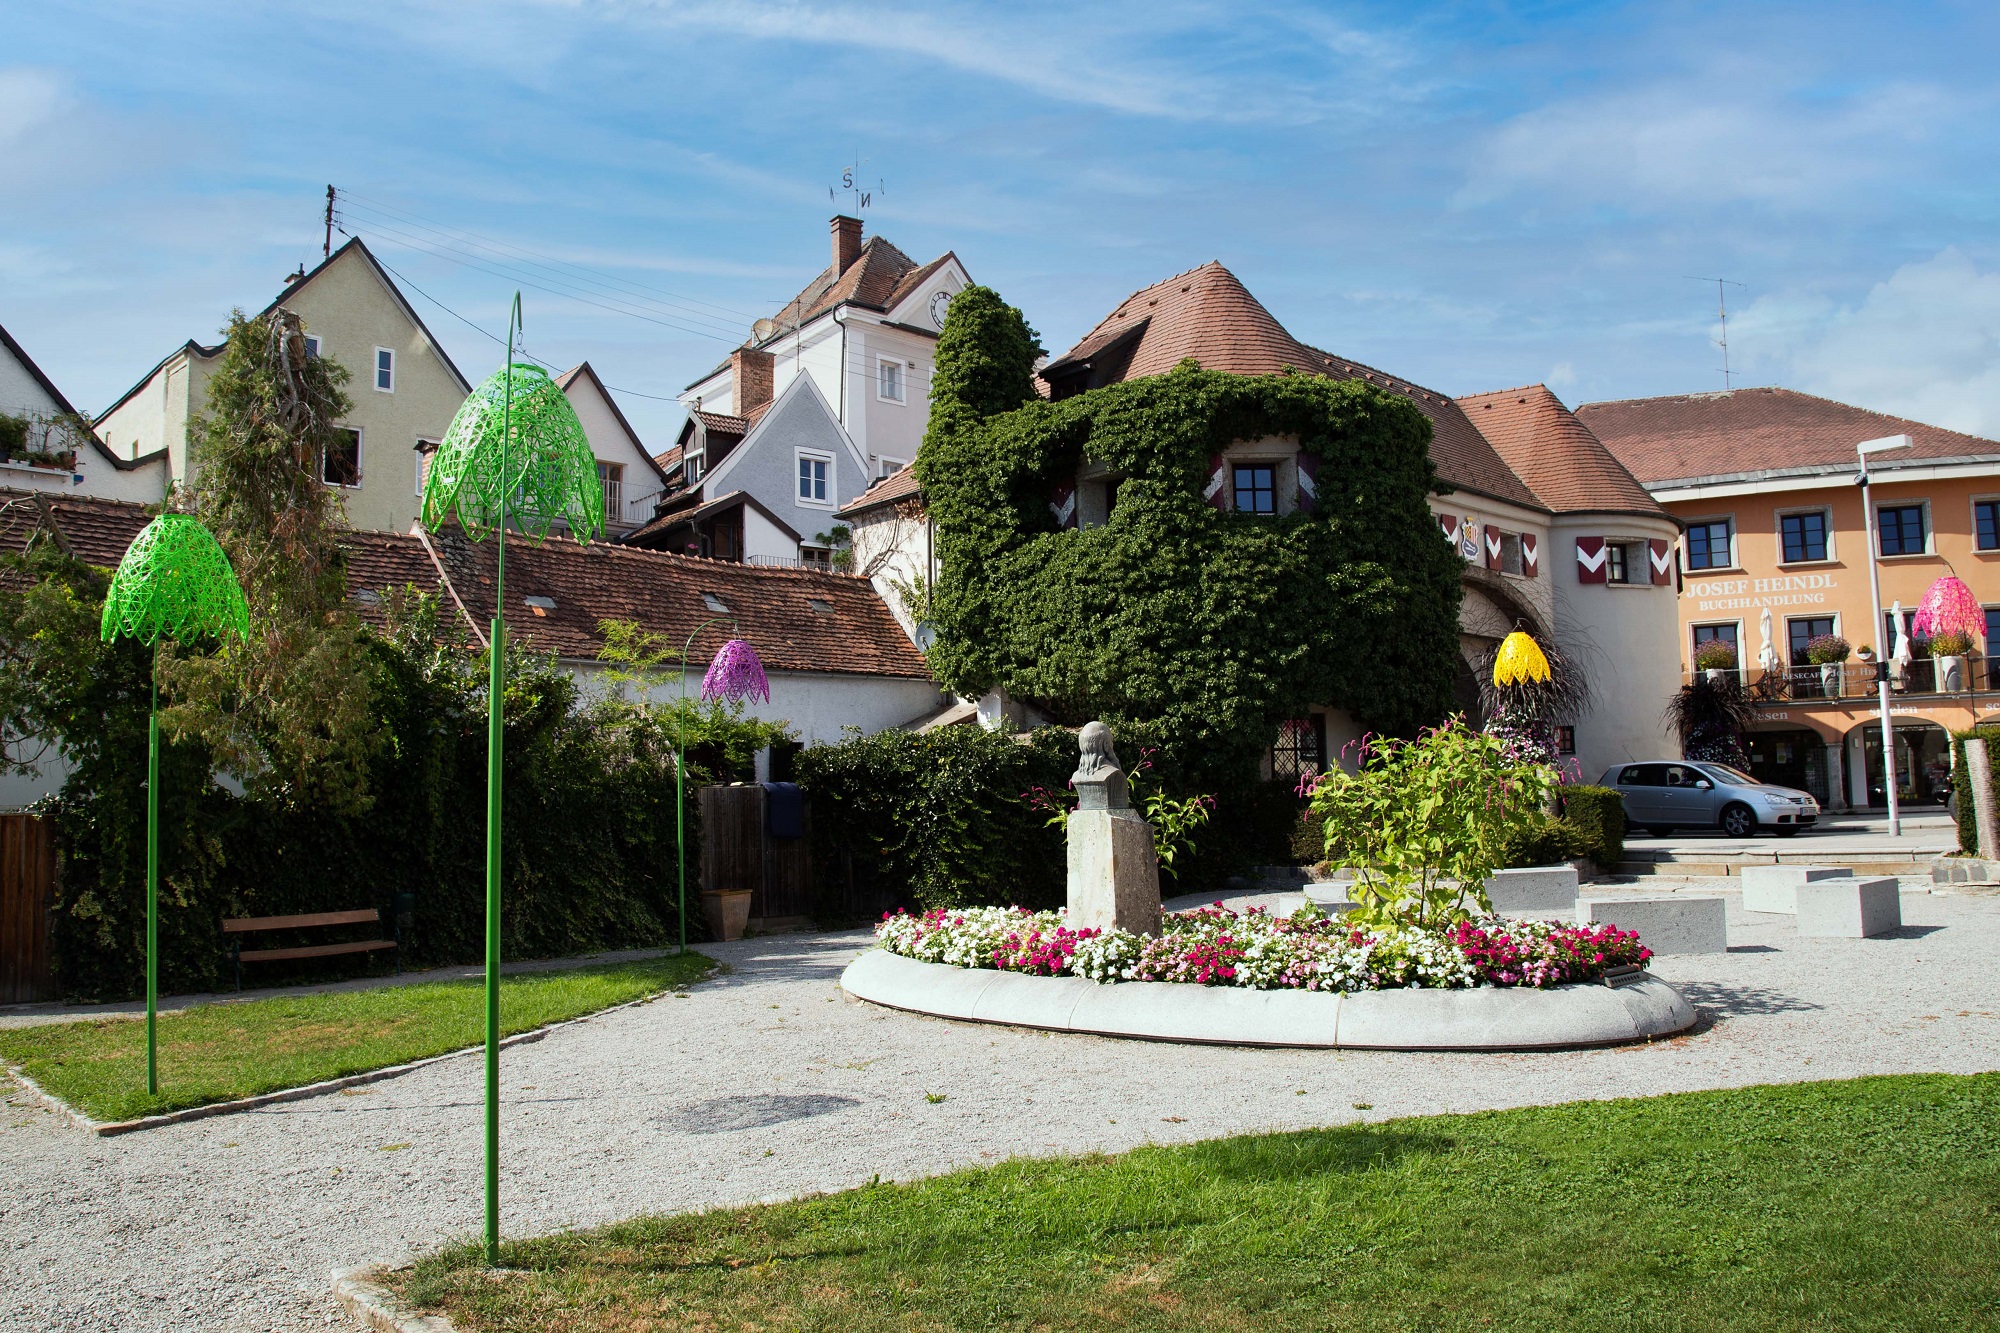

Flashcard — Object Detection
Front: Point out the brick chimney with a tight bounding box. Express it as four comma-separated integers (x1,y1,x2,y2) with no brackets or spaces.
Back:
831,215,863,277
730,346,774,416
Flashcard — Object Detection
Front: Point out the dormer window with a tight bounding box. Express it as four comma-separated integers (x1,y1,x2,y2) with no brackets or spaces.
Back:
685,451,704,486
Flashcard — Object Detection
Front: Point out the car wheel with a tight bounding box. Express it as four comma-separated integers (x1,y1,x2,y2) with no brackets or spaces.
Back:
1719,803,1757,838
1647,826,1675,838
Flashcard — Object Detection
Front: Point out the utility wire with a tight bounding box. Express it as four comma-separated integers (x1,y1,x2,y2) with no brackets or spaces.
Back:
368,251,688,406
336,190,773,327
341,214,747,345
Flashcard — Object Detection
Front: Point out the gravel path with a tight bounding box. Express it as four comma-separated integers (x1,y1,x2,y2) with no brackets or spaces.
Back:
5,880,1999,1333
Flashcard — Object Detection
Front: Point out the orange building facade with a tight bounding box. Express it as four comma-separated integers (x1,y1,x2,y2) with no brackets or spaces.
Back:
1580,388,2000,811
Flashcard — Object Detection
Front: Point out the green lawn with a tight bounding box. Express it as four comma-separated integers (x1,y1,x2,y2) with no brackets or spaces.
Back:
0,952,715,1122
397,1073,2000,1332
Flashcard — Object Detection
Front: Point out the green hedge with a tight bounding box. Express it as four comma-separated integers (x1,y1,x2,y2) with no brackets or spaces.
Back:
796,726,1075,920
1558,785,1626,869
1948,726,2000,854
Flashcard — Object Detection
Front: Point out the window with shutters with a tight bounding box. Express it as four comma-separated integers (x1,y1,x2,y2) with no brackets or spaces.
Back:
1233,465,1275,514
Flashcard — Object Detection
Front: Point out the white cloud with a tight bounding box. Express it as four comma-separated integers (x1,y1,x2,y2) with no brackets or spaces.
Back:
1734,248,2000,437
1459,74,1963,211
0,67,66,151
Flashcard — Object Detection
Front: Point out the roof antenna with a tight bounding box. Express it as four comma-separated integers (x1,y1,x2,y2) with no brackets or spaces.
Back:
1684,276,1745,389
324,184,336,258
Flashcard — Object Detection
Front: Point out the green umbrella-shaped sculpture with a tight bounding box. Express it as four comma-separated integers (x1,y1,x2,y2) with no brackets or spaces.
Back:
100,513,251,1096
421,296,602,1265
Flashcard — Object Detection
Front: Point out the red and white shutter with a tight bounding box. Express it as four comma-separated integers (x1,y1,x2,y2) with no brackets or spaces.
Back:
1436,512,1456,543
1484,525,1504,571
1648,537,1674,586
1575,536,1608,584
1521,533,1539,578
1295,452,1318,515
1204,454,1229,511
1049,479,1077,529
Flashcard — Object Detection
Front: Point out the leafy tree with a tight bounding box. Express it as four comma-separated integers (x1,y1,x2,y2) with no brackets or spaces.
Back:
162,307,381,814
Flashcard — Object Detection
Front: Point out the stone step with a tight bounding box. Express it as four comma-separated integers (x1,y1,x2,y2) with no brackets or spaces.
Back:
1615,858,1931,879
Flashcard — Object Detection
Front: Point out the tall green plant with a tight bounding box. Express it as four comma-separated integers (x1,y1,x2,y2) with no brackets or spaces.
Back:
1307,717,1556,929
165,307,380,814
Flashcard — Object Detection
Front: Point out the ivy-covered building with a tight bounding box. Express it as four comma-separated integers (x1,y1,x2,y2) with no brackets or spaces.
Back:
846,263,1680,780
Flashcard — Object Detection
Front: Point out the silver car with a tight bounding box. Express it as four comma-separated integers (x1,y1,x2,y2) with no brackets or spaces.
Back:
1599,761,1820,839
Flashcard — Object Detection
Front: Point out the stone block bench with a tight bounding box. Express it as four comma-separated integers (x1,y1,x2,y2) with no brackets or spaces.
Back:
1581,896,1727,954
1484,864,1579,917
1796,877,1902,938
1739,864,1848,914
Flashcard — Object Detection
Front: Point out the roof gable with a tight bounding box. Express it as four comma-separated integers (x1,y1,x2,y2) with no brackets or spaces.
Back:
556,362,669,486
1042,262,1546,511
700,372,863,499
1456,385,1670,520
274,238,471,394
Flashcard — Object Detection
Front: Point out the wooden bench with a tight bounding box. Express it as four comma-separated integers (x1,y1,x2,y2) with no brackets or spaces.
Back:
223,902,405,990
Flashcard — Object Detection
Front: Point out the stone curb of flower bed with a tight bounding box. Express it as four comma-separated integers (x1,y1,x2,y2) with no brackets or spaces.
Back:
841,949,1697,1050
332,1265,459,1333
3,988,676,1138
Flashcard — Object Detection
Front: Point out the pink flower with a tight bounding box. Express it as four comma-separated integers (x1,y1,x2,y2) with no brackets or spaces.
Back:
701,638,771,703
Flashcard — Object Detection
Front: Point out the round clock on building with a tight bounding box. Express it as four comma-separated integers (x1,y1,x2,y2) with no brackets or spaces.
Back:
929,289,953,329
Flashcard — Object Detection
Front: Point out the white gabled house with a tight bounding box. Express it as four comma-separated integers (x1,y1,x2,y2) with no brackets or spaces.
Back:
636,215,970,567
0,321,166,504
552,362,675,540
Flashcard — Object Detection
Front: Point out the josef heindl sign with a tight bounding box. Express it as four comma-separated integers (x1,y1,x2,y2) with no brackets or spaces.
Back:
1688,573,1838,611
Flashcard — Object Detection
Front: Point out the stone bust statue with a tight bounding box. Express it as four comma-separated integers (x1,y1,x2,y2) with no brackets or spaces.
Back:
1072,720,1130,811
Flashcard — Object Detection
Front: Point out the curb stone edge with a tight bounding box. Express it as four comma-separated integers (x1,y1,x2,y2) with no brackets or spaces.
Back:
333,1264,459,1333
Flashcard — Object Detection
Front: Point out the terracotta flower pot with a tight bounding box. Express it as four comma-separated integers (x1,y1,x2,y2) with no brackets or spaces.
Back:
702,888,753,942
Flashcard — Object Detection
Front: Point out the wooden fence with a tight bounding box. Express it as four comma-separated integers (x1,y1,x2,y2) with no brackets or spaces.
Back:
698,784,811,925
0,813,56,1003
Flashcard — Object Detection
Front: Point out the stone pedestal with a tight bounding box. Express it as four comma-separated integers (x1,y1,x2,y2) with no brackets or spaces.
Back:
1581,897,1727,954
1796,877,1902,938
1067,809,1162,935
1065,720,1163,936
1740,864,1848,914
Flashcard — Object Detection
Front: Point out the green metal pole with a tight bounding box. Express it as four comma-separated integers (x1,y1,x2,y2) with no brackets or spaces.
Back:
146,642,159,1097
485,297,518,1267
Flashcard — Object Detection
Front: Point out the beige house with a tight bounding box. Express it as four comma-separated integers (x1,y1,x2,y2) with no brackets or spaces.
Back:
97,238,471,533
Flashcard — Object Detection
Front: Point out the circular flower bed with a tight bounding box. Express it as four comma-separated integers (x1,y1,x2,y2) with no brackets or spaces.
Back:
876,903,1650,993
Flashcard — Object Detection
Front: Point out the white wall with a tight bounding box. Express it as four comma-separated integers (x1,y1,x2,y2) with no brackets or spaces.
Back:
562,371,662,529
848,506,931,643
579,661,945,746
743,505,799,564
1551,514,1683,780
0,344,65,418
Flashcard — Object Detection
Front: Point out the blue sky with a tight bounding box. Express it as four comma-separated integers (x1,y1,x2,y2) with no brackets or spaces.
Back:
6,1,1998,446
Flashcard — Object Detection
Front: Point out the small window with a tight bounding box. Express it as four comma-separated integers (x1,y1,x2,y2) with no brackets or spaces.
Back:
523,595,556,617
1878,503,1927,556
1975,499,2000,552
1684,518,1733,571
701,592,729,613
796,451,832,505
374,347,395,393
1556,726,1576,756
302,334,321,359
685,451,704,486
1780,510,1828,563
1271,716,1325,780
1233,465,1275,515
1500,532,1523,575
878,457,906,479
1606,542,1631,584
878,358,904,403
800,547,833,571
324,427,361,487
807,598,833,614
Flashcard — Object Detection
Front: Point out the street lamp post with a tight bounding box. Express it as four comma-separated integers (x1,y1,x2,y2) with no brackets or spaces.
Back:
1857,434,1913,835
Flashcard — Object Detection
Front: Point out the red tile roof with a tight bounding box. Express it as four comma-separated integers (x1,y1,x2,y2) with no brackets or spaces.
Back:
1041,263,1545,511
838,463,922,518
0,490,927,679
1576,387,2000,488
769,238,950,330
1456,385,1670,519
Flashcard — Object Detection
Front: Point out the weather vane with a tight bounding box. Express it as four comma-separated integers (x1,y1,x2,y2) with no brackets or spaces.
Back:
830,155,884,213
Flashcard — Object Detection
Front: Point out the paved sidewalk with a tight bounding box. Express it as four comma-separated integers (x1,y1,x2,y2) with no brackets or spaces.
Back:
4,881,1998,1332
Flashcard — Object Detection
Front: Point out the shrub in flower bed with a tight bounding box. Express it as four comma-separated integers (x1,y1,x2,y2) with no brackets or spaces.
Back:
876,903,1649,992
